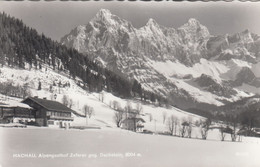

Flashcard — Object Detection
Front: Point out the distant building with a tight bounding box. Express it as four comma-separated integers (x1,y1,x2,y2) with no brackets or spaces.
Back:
22,97,74,128
0,102,34,124
121,116,145,132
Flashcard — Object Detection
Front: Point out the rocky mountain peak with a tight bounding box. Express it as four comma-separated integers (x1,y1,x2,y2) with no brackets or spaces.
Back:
141,18,163,35
91,8,118,27
187,18,201,26
178,18,210,39
95,9,112,20
240,29,254,43
180,18,202,29
91,8,132,32
146,18,159,27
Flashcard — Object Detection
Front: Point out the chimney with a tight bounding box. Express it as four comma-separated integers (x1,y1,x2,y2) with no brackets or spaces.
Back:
34,96,38,98
43,97,47,100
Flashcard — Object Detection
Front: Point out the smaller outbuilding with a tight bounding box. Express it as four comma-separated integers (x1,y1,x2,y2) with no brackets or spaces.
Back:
121,116,145,132
0,102,33,124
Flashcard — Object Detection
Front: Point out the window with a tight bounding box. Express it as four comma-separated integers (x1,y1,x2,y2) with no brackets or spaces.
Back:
2,108,14,112
46,111,51,116
48,120,54,125
63,113,69,117
63,113,68,117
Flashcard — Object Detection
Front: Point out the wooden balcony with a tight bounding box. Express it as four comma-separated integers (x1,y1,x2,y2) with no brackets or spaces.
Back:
48,115,74,121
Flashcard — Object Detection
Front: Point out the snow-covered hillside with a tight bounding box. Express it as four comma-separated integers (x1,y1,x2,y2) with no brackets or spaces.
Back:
1,127,260,167
0,65,203,132
61,9,260,109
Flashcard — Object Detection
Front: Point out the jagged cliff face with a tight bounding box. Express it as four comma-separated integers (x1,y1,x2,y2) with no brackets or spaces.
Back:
61,9,260,109
207,30,260,63
61,9,211,66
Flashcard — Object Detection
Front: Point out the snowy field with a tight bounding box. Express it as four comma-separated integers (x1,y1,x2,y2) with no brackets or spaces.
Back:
0,127,260,167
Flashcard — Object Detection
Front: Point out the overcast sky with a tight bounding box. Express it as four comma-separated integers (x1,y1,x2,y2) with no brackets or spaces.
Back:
0,1,260,41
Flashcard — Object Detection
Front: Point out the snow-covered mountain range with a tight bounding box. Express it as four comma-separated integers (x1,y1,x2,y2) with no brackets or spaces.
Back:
61,9,260,109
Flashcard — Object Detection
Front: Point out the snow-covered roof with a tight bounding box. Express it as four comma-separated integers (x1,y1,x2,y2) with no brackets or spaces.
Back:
0,101,32,109
22,97,74,113
122,117,145,123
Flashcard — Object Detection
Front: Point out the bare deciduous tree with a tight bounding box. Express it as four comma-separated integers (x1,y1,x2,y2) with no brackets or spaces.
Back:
135,103,143,115
62,95,69,107
114,109,124,128
174,117,178,136
180,118,189,138
187,117,193,138
219,126,226,141
22,83,31,98
68,99,73,109
231,127,237,142
200,118,211,140
125,101,132,113
124,101,132,118
229,115,238,142
167,115,177,135
82,104,94,125
99,92,104,102
162,111,167,124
